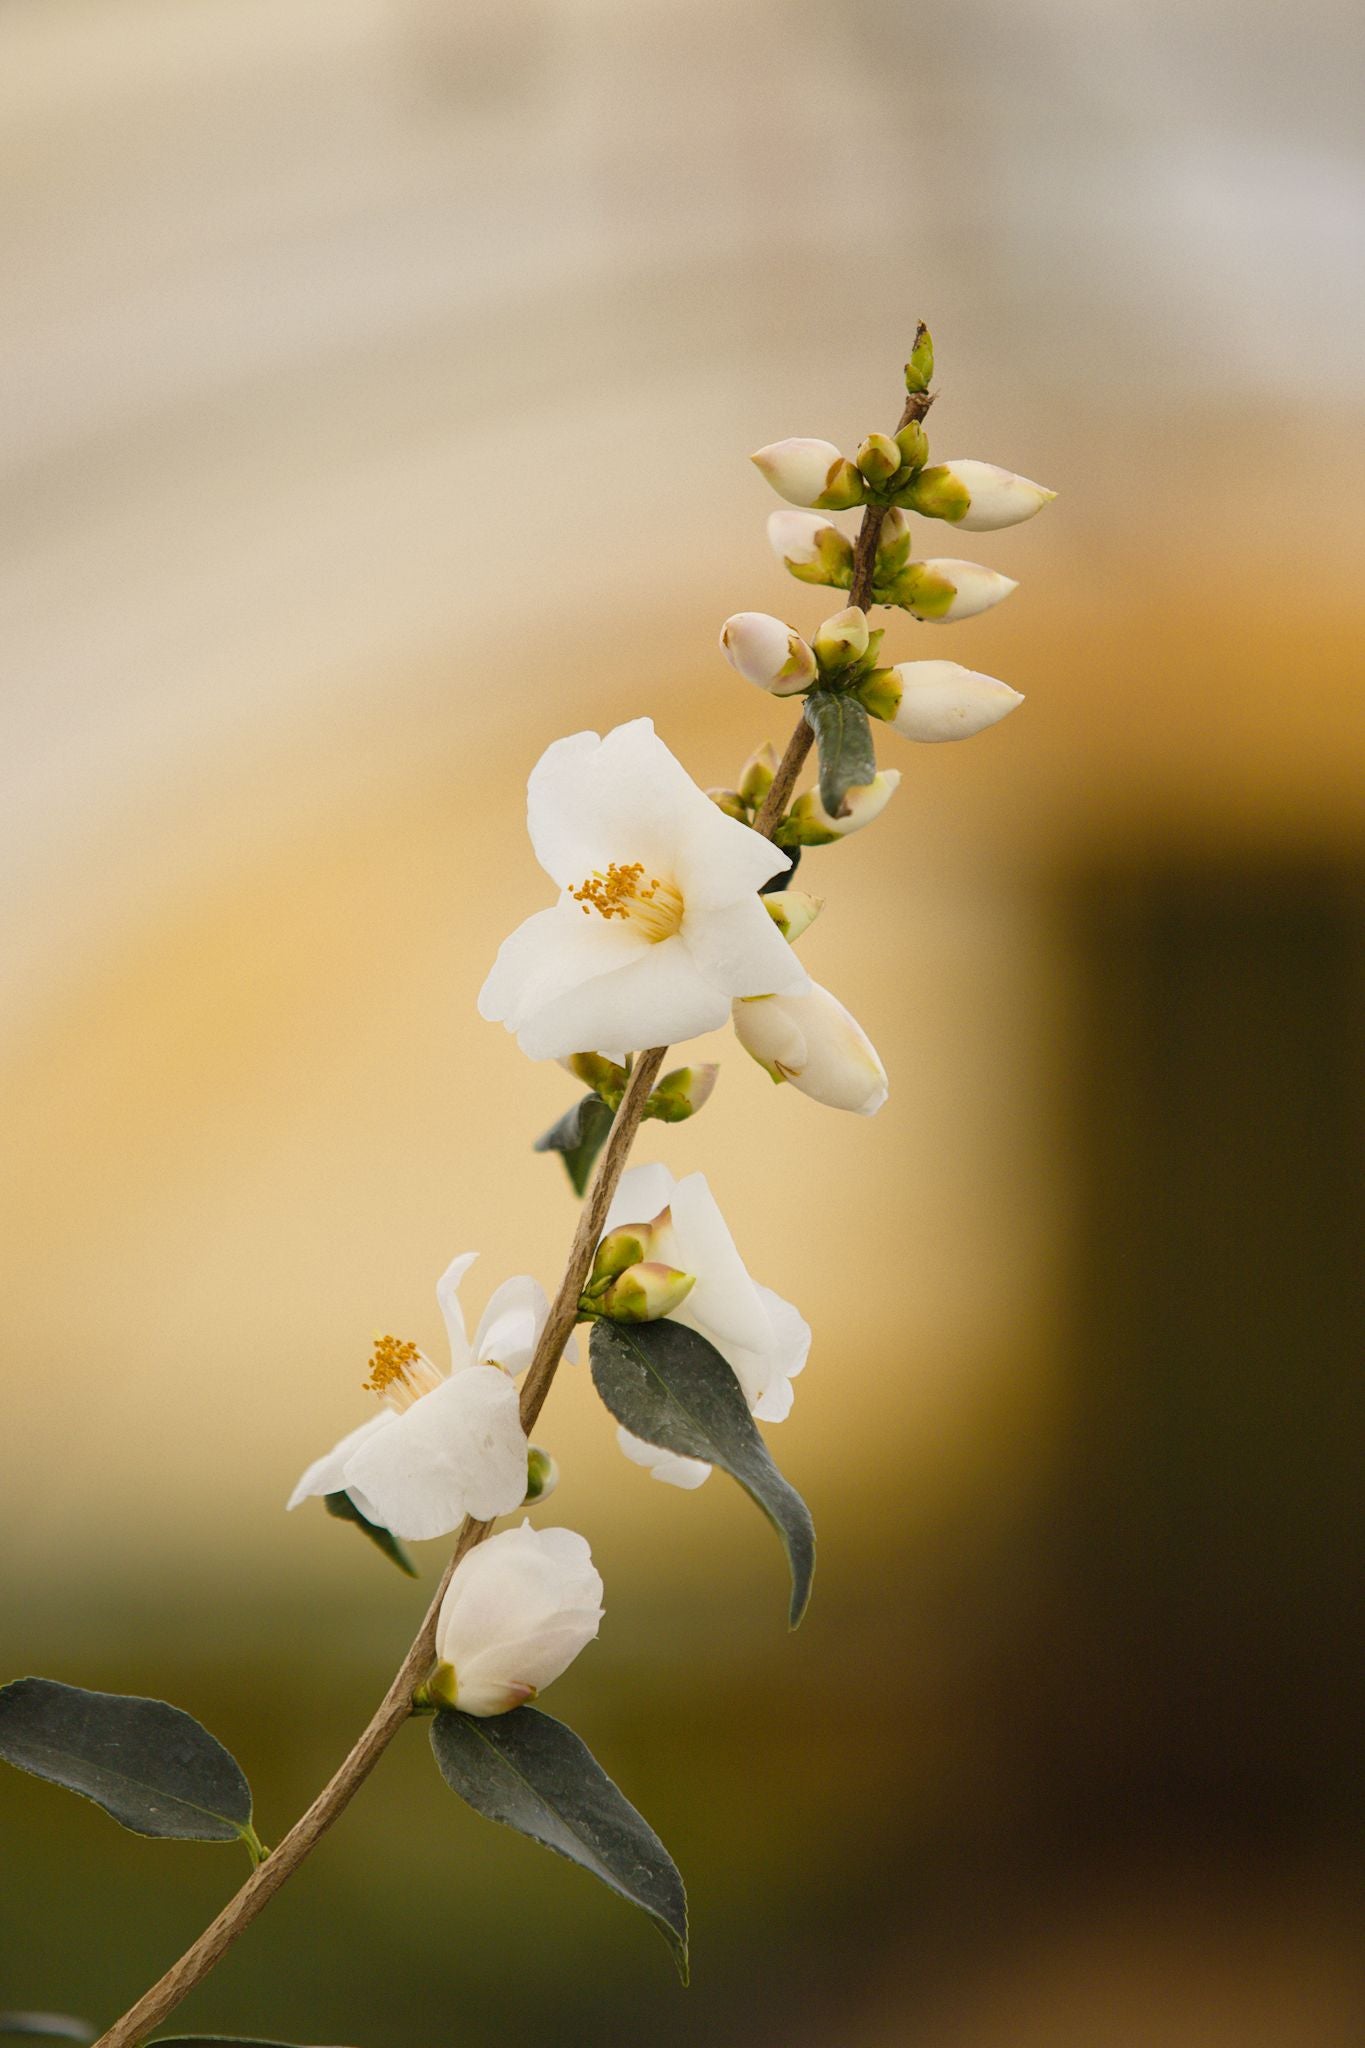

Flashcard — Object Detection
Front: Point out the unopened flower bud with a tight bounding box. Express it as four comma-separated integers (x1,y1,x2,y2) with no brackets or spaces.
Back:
904,322,934,395
874,507,912,578
851,668,902,722
885,661,1024,741
751,439,865,510
892,559,1018,623
433,1520,603,1716
598,1261,696,1322
587,1224,654,1292
738,740,779,808
812,605,870,673
558,1051,629,1099
645,1063,719,1123
733,984,888,1116
767,510,854,588
856,432,902,486
779,770,900,846
762,890,824,943
894,420,930,474
720,612,817,697
707,786,749,822
905,460,1055,530
523,1445,559,1503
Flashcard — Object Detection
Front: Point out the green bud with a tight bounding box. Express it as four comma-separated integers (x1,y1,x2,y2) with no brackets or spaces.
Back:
889,560,959,619
853,667,903,722
524,1445,559,1503
904,322,934,394
586,1224,654,1293
737,740,779,809
813,458,867,511
855,432,902,487
762,889,824,942
598,1262,695,1322
894,420,930,475
875,507,912,579
902,464,973,523
560,1051,629,1102
813,605,870,674
644,1063,719,1124
707,786,750,822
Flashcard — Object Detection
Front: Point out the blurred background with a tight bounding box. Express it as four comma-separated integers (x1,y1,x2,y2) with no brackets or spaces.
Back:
2,0,1363,2041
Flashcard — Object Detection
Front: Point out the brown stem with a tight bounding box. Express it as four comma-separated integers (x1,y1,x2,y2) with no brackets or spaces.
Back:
96,370,935,2046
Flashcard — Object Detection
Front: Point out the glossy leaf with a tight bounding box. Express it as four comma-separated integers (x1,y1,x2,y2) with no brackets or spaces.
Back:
430,1705,688,1981
804,688,876,819
323,1489,417,1577
0,1679,254,1845
533,1092,614,1196
0,2018,96,2043
589,1319,815,1626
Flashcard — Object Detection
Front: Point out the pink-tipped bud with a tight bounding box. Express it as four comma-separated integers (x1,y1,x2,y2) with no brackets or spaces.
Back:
719,612,818,696
598,1261,696,1322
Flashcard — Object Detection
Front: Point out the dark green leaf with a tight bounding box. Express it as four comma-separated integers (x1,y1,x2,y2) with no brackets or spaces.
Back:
590,1320,815,1627
0,2017,95,2042
430,1706,688,1981
323,1489,418,1577
0,1679,254,1844
804,688,876,820
533,1093,615,1197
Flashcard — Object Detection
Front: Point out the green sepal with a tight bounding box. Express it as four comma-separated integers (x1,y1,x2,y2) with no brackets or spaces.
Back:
803,689,877,820
0,1679,255,1847
853,668,902,723
589,1319,816,1627
430,1706,689,1982
533,1092,615,1197
324,1489,418,1577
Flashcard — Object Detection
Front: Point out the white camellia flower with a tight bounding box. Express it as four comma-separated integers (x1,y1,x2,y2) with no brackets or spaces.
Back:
287,1253,548,1542
908,459,1056,530
886,661,1024,742
603,1162,812,1489
733,982,888,1115
479,718,807,1061
718,612,817,695
431,1521,604,1716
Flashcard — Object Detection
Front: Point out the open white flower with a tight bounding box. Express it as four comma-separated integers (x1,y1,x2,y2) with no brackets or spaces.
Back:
287,1253,548,1542
431,1521,604,1717
603,1162,811,1488
479,718,807,1061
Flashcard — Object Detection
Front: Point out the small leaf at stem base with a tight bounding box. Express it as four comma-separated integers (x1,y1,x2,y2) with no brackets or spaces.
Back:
589,1320,816,1626
430,1705,688,1981
804,689,877,820
533,1093,615,1196
0,1678,254,1845
323,1490,418,1577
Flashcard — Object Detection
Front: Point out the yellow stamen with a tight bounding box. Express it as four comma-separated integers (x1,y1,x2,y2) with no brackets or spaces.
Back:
363,1334,442,1412
570,862,684,942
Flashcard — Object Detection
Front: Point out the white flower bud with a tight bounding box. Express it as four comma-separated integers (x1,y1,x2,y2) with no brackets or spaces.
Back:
733,984,888,1116
887,661,1024,741
523,1444,559,1503
751,438,864,509
645,1062,719,1123
812,605,870,673
761,890,823,943
767,510,855,588
719,612,817,696
433,1521,604,1717
781,770,900,845
906,460,1056,531
898,560,1018,623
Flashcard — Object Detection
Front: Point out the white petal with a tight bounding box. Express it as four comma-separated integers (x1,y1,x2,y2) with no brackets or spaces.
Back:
603,1160,677,1235
343,1367,528,1540
671,802,790,909
730,1284,811,1421
669,1172,773,1353
436,1250,480,1371
890,661,1023,743
528,719,720,890
286,1412,393,1510
513,936,731,1061
473,1274,548,1378
616,1425,713,1490
478,900,644,1033
680,898,810,1000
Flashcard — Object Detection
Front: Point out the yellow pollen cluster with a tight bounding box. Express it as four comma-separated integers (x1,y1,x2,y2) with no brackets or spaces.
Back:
363,1333,421,1396
570,861,659,921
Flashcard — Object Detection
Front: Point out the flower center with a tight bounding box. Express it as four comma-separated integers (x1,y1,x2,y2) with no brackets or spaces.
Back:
363,1333,443,1413
570,862,684,943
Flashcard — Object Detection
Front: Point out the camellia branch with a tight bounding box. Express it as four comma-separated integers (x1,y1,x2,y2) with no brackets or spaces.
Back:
93,398,918,2048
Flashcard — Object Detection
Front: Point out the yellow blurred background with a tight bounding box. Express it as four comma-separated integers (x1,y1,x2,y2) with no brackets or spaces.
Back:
2,1,1362,2042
